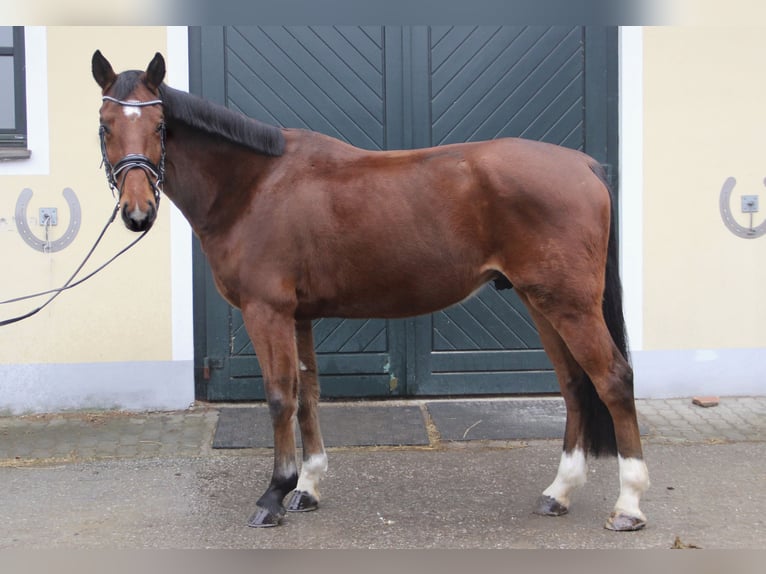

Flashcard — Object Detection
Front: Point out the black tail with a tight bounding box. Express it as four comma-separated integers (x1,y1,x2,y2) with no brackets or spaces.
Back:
579,163,630,457
597,165,629,362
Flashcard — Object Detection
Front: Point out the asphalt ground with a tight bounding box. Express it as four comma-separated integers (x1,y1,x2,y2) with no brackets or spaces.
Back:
0,396,764,550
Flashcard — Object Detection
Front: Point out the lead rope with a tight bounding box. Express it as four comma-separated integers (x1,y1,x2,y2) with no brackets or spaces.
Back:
0,203,149,327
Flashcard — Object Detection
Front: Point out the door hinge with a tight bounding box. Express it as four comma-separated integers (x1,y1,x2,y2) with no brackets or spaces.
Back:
202,357,225,380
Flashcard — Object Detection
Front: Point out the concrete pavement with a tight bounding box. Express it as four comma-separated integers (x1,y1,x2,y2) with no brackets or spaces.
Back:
0,397,764,549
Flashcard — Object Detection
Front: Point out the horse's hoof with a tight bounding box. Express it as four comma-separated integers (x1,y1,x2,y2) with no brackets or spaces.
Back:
534,495,569,516
247,506,283,528
605,512,647,531
287,490,319,512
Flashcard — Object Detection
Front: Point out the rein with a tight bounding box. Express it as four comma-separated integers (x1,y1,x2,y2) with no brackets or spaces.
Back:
0,96,164,327
0,205,150,326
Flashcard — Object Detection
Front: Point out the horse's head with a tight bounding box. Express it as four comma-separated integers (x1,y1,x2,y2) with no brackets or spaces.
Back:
92,50,166,232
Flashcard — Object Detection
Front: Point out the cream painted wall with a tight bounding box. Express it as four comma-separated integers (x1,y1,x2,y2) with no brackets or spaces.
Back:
642,27,766,351
669,1,766,26
0,27,172,364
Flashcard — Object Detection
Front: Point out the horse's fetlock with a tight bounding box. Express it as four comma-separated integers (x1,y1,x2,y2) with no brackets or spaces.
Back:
261,471,299,509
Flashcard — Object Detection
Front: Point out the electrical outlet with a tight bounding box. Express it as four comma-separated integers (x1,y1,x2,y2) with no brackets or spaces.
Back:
741,195,759,213
39,207,58,226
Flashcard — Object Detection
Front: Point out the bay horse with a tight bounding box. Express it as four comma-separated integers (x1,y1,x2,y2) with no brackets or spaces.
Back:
92,51,650,531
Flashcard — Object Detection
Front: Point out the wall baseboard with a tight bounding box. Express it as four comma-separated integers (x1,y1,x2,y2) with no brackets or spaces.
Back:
0,360,194,415
633,348,766,398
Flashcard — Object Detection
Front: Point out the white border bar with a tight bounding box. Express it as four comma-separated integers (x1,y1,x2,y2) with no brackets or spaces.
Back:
618,26,644,352
166,26,195,363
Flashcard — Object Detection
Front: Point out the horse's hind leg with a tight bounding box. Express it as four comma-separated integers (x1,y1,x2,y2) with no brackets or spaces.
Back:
520,301,590,517
560,316,648,530
286,319,328,512
241,303,300,528
521,289,649,531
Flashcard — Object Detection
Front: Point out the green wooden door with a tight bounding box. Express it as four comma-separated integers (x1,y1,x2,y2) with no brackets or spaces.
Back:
191,26,617,400
408,26,616,395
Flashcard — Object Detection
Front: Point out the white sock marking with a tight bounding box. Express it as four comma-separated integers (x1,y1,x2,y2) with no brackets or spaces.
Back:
614,455,650,519
542,448,588,508
296,453,328,499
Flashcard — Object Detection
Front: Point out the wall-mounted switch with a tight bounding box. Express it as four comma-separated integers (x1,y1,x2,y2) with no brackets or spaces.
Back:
39,207,58,226
741,195,759,213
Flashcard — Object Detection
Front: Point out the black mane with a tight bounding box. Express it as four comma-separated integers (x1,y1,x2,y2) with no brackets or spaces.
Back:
160,85,285,156
110,71,285,157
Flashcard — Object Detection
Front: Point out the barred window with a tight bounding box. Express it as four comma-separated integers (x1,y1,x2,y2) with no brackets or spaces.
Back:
0,26,27,150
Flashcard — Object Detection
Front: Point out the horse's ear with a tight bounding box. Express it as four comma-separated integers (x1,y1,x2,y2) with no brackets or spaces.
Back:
145,52,166,92
92,50,116,91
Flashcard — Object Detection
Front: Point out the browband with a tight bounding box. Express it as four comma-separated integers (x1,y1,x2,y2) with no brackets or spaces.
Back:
102,95,163,107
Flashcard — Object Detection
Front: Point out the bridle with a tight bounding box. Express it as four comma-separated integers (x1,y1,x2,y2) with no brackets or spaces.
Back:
99,95,166,207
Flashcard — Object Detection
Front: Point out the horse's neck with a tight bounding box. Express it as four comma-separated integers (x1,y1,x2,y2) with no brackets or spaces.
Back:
163,133,273,237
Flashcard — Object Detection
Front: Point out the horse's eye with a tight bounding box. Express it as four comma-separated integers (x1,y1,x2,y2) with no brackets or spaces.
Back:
156,122,165,134
99,124,111,136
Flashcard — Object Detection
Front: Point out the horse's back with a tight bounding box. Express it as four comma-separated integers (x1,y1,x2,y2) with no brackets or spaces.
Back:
280,130,605,207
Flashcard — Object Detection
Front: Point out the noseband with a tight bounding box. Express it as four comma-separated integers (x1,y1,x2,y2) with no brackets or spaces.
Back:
99,95,166,206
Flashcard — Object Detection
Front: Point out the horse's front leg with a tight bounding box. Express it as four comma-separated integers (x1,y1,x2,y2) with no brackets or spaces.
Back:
287,319,328,513
241,303,300,528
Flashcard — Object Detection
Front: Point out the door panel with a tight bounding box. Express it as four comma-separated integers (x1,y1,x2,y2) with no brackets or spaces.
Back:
410,26,589,395
199,26,405,400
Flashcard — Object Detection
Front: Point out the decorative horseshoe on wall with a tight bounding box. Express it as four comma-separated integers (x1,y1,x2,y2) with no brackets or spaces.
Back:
719,177,766,239
14,187,82,253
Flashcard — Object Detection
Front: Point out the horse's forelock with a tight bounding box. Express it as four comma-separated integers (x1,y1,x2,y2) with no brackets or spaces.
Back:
108,71,143,100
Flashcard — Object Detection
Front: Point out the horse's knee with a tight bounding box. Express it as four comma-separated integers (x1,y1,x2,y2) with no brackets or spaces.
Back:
298,383,319,410
267,390,298,425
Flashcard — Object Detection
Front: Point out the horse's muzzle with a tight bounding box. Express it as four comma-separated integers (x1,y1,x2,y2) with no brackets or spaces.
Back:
122,201,157,232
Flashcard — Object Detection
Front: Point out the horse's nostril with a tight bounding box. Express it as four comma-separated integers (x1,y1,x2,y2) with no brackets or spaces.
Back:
145,202,157,223
121,204,132,225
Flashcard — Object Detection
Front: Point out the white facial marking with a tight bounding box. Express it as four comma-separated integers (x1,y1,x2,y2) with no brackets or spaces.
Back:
296,453,328,500
613,456,650,519
299,360,308,372
542,448,588,508
129,203,148,222
123,104,142,120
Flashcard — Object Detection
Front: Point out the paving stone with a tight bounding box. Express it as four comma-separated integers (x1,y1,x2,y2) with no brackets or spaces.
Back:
0,398,764,464
692,396,720,408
